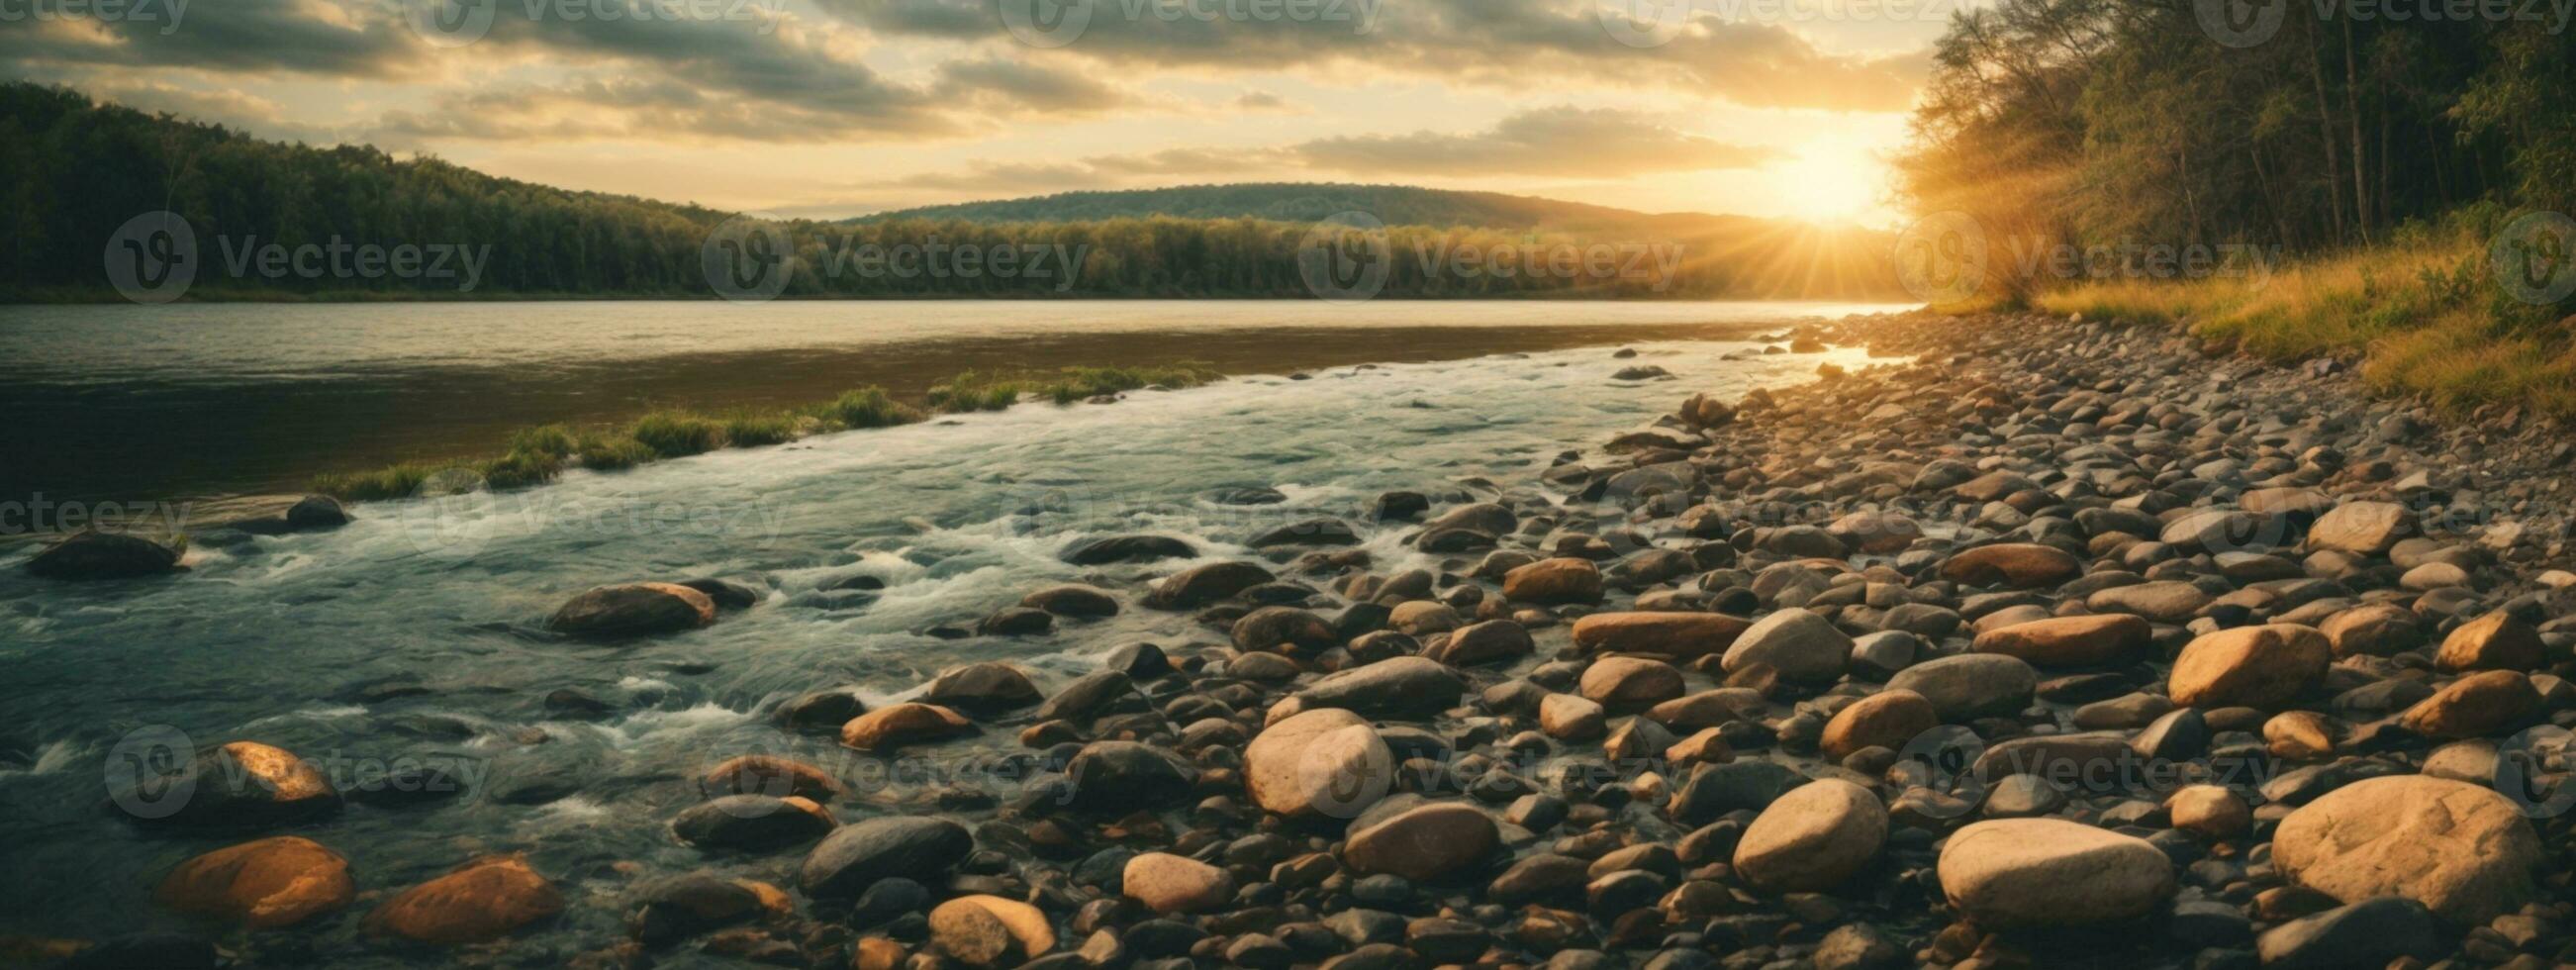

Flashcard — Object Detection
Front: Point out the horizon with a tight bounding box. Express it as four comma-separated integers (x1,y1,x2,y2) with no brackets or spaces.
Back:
0,0,1928,227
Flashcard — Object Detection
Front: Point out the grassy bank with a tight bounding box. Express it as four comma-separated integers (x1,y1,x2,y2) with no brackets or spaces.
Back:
2014,213,2576,420
310,364,1219,501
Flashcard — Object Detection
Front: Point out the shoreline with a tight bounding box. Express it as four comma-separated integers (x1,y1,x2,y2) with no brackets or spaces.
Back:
14,310,2576,969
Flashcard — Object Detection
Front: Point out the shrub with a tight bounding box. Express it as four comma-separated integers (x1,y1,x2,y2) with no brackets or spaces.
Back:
819,386,922,429
577,435,656,471
629,410,724,456
720,410,802,446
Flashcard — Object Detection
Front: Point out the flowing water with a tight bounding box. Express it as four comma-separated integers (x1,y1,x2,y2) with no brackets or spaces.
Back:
0,300,1900,961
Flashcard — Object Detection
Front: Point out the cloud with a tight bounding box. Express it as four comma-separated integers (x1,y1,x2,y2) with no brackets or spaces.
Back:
880,106,1771,195
833,0,1924,112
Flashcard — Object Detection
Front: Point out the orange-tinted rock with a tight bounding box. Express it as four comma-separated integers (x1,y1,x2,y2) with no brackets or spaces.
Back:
2433,613,2546,673
1569,612,1751,659
1940,544,2082,588
2168,625,2330,710
1501,558,1604,604
1820,690,1939,762
839,703,974,751
548,582,716,637
154,836,355,928
699,755,841,801
2400,670,2540,738
1972,614,2151,667
365,855,564,945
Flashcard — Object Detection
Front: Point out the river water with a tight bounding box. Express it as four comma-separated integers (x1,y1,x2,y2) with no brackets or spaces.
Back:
0,300,1901,504
0,300,1899,961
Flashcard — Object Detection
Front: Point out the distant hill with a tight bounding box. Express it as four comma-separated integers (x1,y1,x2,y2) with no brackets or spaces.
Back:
2,82,1904,301
860,183,1741,234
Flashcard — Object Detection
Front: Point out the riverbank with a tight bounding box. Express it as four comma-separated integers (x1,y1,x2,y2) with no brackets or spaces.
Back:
12,310,2576,969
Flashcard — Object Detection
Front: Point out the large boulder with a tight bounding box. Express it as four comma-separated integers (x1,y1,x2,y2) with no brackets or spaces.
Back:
1720,609,1852,684
1245,709,1393,820
548,583,716,638
2271,775,2540,924
1501,558,1604,604
801,817,975,898
1939,543,2082,588
24,531,182,580
1937,820,2174,928
364,855,563,945
1886,654,2037,722
1733,779,1887,891
1972,614,2151,667
1569,612,1750,659
2167,624,2330,709
154,836,354,928
1343,802,1499,881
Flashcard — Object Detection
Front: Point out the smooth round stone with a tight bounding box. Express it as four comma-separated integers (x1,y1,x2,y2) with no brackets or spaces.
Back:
1937,819,2176,928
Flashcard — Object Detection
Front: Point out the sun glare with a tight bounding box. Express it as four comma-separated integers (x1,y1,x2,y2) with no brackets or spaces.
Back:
1782,139,1892,226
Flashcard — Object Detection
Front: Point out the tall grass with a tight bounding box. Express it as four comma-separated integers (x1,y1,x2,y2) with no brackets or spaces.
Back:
2031,210,2576,419
309,367,1223,501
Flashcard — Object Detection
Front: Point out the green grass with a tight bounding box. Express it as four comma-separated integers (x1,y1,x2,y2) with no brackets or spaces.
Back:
629,410,725,457
309,370,1221,501
2031,210,2576,419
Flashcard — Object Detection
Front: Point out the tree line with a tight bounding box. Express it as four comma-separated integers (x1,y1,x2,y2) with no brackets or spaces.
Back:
1896,0,2575,291
0,83,1902,302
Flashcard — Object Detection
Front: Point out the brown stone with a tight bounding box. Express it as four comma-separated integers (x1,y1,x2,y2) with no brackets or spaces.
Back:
2309,501,2413,556
1501,558,1604,604
929,895,1055,967
1122,852,1234,914
1972,614,2151,667
2400,670,2540,738
365,855,564,945
1939,543,2083,588
700,755,841,801
2165,785,2248,838
838,703,974,751
1820,690,1939,762
2167,624,2330,710
154,836,355,928
1344,802,1499,881
2262,712,2337,760
2320,603,2424,657
2272,775,2539,923
1569,612,1751,659
2433,613,2546,673
1244,708,1393,820
1576,657,1685,713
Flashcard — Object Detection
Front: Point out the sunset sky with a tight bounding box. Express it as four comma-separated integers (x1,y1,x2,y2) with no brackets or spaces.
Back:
1,0,1955,224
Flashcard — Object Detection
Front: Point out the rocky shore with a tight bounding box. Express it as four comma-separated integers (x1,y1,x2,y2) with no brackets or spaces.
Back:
33,310,2576,969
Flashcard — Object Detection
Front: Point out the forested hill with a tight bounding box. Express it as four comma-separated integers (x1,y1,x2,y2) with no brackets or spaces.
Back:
860,184,1739,234
0,82,1905,301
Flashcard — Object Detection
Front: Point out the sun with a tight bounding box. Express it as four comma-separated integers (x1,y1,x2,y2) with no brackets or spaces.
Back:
1781,138,1893,226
